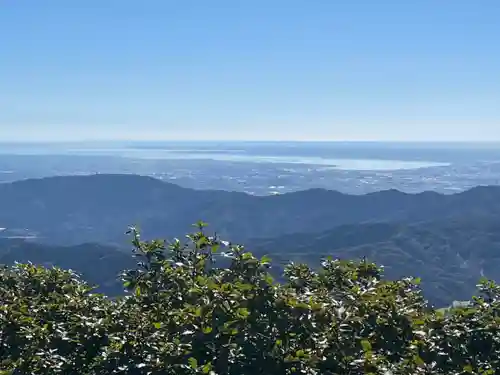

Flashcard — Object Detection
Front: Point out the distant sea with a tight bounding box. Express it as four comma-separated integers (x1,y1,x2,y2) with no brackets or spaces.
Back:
1,141,500,171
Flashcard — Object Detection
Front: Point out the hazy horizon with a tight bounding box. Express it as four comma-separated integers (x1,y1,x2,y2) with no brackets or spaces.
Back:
2,139,500,146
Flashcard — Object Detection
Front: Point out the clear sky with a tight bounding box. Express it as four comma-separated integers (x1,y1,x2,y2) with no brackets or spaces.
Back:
1,1,499,142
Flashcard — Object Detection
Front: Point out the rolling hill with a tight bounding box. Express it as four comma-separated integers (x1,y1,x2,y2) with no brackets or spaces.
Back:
1,174,500,306
251,217,500,306
1,174,500,245
2,216,500,307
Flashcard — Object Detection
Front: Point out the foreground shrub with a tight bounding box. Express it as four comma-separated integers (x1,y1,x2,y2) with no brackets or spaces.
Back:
1,222,500,374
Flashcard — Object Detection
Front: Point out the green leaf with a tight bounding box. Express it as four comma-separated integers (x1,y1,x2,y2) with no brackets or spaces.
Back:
261,255,272,263
413,355,425,367
194,221,208,228
202,363,212,374
236,307,250,318
360,339,372,352
264,274,274,285
242,252,253,260
153,322,162,329
197,237,208,248
188,357,198,369
463,364,473,373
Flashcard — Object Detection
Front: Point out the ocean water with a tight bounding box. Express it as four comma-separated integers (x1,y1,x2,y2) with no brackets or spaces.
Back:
0,141,500,194
60,148,447,170
2,141,500,170
8,141,499,168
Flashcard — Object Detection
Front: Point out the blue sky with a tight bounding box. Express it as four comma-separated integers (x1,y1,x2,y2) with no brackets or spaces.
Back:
1,0,499,141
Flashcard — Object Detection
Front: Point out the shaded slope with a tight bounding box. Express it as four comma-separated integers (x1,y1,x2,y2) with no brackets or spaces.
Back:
1,174,500,246
2,215,500,307
251,216,500,307
0,238,133,295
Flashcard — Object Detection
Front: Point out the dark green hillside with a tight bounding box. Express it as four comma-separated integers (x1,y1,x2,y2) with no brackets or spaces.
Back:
0,238,133,296
2,174,500,245
2,215,500,307
251,217,500,307
2,174,500,307
2,226,500,374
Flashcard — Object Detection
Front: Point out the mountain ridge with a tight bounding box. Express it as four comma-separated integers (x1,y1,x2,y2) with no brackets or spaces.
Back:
1,174,500,306
2,213,500,307
1,174,500,245
4,173,500,198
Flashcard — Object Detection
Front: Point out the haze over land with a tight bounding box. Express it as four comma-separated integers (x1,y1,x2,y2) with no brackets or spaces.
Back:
1,141,500,196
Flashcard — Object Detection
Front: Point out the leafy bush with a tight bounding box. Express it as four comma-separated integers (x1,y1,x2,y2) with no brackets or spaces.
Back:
1,222,500,374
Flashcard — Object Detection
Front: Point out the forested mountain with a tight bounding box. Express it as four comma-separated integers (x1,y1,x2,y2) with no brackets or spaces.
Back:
251,217,500,307
1,174,500,306
0,238,133,296
2,174,500,245
6,228,500,374
2,215,500,306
